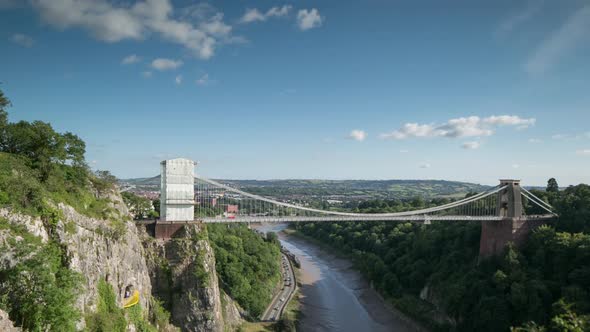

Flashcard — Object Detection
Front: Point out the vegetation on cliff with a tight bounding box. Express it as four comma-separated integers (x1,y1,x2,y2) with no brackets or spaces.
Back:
293,180,590,331
208,224,282,318
0,89,167,331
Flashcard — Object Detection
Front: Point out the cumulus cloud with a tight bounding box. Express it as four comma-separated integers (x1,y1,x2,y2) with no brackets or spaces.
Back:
380,115,536,140
462,141,481,150
525,5,590,74
528,138,543,143
348,130,367,142
482,115,536,128
151,58,183,70
240,5,292,23
419,163,431,169
196,73,209,86
142,71,152,78
121,54,141,64
29,0,234,59
577,149,590,156
11,33,34,47
175,74,182,85
297,8,323,31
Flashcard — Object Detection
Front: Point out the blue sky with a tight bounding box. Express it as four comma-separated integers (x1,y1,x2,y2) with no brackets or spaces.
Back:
1,0,589,186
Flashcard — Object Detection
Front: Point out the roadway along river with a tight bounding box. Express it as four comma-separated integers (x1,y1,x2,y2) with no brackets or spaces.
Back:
254,223,416,332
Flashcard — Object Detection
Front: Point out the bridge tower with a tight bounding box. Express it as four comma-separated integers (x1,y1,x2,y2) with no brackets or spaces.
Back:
155,158,195,239
479,179,544,258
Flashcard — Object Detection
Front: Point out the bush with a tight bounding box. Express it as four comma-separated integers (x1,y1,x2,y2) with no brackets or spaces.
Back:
0,219,82,331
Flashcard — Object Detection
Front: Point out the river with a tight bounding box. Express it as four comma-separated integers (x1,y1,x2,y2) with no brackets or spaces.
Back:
253,223,416,332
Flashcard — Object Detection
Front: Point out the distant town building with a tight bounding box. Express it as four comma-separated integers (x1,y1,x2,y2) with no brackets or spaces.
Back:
226,205,239,213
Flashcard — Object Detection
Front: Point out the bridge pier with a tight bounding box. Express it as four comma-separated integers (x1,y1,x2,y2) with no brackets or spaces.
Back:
479,179,545,258
479,217,545,258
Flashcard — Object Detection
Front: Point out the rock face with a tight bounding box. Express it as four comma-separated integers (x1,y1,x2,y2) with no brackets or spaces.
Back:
142,225,243,332
56,203,152,315
1,187,243,331
0,309,20,332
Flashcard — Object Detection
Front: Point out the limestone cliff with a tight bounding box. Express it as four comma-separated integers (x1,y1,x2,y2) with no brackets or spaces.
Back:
0,309,20,332
0,187,243,331
0,190,152,329
141,225,243,332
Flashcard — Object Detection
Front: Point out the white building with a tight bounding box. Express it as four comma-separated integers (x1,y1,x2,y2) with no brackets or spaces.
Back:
160,158,195,222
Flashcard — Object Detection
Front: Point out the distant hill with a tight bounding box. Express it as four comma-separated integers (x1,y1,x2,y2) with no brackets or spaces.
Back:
121,176,490,200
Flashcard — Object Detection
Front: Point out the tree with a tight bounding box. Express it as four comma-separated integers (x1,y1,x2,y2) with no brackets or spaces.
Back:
0,88,9,149
547,178,559,193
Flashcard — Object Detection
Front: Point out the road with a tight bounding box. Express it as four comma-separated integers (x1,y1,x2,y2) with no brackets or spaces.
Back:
260,252,296,321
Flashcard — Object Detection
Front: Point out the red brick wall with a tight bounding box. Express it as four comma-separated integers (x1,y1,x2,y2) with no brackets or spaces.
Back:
155,224,185,239
479,218,546,258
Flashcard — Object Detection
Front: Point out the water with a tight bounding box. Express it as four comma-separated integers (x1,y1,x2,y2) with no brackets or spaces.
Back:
254,223,414,332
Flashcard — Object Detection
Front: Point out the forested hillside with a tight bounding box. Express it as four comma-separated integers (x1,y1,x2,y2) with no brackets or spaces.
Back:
294,182,590,331
207,224,281,318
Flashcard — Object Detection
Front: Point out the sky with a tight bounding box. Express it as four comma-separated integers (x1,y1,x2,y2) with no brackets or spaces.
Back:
1,0,589,186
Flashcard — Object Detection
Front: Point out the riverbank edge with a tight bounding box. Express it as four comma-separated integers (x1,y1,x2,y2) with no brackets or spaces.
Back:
284,228,435,332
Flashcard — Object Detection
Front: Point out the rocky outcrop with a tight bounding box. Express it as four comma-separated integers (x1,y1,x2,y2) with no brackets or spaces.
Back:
1,187,243,331
0,187,152,330
0,209,48,243
56,203,152,316
0,309,20,332
141,225,243,332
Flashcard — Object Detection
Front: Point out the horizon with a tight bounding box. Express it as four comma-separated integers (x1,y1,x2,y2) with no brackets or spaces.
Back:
2,0,589,186
124,171,556,188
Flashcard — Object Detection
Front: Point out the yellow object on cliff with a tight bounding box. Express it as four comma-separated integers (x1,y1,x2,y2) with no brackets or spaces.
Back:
123,290,140,308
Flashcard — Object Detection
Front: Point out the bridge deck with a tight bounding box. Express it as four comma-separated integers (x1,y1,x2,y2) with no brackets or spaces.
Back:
136,214,555,224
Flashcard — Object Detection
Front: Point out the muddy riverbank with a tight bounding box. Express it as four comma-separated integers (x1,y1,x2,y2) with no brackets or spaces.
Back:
254,223,422,332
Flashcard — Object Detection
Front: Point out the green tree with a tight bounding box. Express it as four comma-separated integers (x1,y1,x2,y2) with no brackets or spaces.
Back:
547,178,559,193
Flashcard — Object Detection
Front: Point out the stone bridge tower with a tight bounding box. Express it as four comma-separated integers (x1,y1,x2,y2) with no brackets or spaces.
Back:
155,158,195,239
479,179,545,258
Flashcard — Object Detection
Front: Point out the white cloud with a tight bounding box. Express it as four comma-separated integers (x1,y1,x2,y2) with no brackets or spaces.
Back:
496,1,542,35
121,54,140,64
552,134,568,140
175,74,182,85
240,9,265,23
151,58,183,71
419,163,431,169
462,141,481,149
297,8,323,31
512,164,520,169
576,149,590,156
267,5,291,18
142,71,152,78
525,5,590,74
380,115,535,140
240,5,292,23
399,149,409,153
347,130,367,142
11,33,34,47
29,0,234,59
482,115,536,128
196,73,209,86
528,138,543,143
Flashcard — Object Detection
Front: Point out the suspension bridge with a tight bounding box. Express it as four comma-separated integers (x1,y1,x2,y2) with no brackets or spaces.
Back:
146,158,557,257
